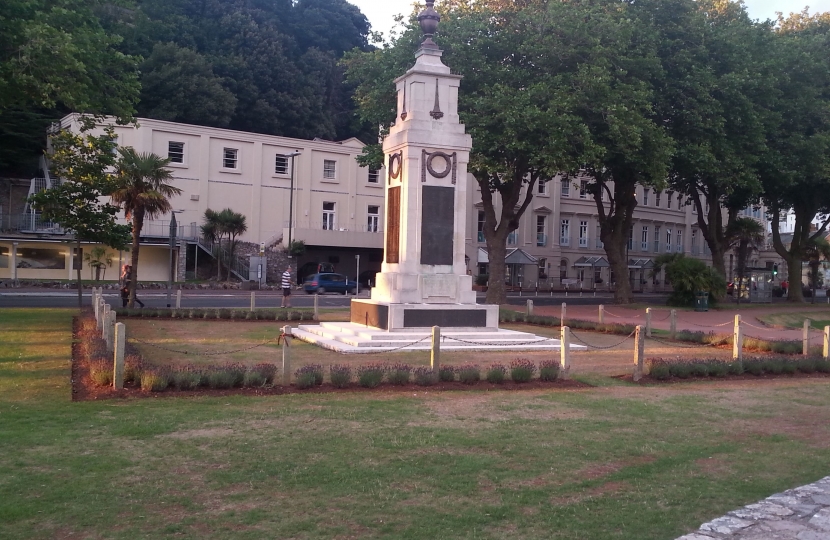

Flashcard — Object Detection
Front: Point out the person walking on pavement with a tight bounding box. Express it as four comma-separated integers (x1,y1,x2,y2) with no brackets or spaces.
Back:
281,265,292,308
120,265,145,308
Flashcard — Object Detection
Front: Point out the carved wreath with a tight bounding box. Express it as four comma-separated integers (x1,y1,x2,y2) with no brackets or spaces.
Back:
388,151,402,184
421,149,457,184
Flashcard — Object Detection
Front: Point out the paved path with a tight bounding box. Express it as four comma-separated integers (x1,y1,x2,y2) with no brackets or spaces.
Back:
677,476,830,539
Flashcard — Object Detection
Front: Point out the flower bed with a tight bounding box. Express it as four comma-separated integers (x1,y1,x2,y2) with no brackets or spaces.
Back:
115,307,315,321
645,356,830,381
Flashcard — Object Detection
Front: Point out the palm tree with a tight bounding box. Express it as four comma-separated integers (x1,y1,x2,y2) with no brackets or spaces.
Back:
201,209,223,280
726,217,765,305
83,246,113,281
805,236,830,304
111,148,182,307
219,208,247,281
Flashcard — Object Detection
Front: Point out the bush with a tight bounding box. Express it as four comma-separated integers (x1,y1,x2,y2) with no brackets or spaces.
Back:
763,359,784,375
690,362,710,377
438,366,455,382
413,367,437,386
89,358,112,387
124,354,143,384
510,358,536,383
357,364,385,388
798,358,818,374
205,366,236,389
539,359,560,381
141,367,170,391
727,361,743,375
816,359,830,373
243,371,266,387
650,363,671,380
172,366,202,390
485,364,507,384
387,363,411,386
781,361,798,375
475,274,489,286
670,362,692,379
707,361,728,378
295,372,316,389
770,341,801,355
295,364,323,386
330,364,352,388
457,364,480,385
252,363,277,384
744,359,764,376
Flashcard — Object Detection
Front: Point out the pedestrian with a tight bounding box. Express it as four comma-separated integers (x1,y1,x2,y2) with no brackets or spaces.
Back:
281,265,292,308
120,264,144,308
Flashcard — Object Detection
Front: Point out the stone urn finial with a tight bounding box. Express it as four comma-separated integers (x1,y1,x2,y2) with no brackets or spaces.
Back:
417,0,441,50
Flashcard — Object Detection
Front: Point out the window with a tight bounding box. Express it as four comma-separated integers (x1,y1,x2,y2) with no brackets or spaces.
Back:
538,179,548,195
559,259,568,279
579,180,589,199
477,211,485,243
643,188,650,206
676,229,683,253
507,230,518,245
579,220,588,247
323,159,336,180
665,227,673,252
368,169,379,183
667,191,674,209
322,202,335,230
691,229,698,254
539,258,547,279
275,155,289,174
560,219,570,246
560,179,570,197
655,191,661,207
654,225,660,252
168,142,184,163
367,205,379,232
223,148,238,169
596,224,603,248
536,215,547,246
641,226,649,251
628,225,634,251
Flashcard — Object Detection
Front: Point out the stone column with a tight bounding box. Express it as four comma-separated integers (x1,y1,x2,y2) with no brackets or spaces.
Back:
177,240,187,282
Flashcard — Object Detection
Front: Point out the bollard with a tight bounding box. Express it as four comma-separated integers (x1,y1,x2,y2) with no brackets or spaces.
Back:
561,302,566,327
282,325,291,386
633,325,644,382
599,305,604,325
824,326,829,360
93,289,99,320
113,322,125,389
105,311,116,353
176,289,182,309
670,309,677,340
313,294,319,320
251,291,256,312
733,314,742,362
526,299,534,317
431,326,440,372
803,319,810,356
102,304,111,338
98,299,105,329
645,307,652,337
560,326,570,379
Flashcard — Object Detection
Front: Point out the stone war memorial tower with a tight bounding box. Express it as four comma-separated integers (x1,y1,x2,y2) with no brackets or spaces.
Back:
294,2,572,352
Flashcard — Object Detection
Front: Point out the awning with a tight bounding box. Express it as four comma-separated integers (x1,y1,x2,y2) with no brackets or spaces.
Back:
477,247,538,265
573,256,609,268
628,258,654,269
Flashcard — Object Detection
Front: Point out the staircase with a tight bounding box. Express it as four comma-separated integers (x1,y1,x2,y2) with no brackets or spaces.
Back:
193,237,249,281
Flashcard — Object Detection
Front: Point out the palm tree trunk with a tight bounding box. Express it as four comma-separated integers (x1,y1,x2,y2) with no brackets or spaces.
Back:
129,211,144,308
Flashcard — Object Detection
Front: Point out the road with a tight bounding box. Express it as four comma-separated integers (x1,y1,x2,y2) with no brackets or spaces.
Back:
0,288,673,308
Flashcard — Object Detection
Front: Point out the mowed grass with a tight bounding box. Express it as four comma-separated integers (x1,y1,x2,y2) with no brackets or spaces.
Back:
2,309,830,539
758,309,830,330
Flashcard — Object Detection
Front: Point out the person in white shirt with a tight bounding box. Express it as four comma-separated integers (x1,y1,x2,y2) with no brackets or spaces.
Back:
281,265,292,308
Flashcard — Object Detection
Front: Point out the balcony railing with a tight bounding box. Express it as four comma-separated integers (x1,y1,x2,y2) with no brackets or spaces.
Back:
284,220,383,234
140,220,200,240
537,233,547,247
2,213,65,234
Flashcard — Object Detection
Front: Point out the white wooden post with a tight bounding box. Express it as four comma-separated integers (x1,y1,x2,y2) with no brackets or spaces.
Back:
101,304,110,337
281,325,291,385
560,326,570,379
670,309,677,340
645,307,652,337
431,326,440,372
733,314,742,362
313,294,319,320
598,305,604,325
105,311,115,353
560,302,566,326
176,289,182,309
634,325,644,382
824,326,829,360
113,322,125,389
802,319,810,356
93,289,99,320
250,291,255,312
526,299,533,317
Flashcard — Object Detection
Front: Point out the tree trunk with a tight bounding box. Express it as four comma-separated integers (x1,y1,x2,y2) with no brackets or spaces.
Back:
484,232,509,304
76,240,83,308
692,189,729,279
128,211,144,308
594,174,635,304
786,256,804,302
604,228,631,304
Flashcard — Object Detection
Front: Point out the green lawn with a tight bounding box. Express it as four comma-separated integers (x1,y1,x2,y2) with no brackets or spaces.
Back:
757,309,830,329
2,308,830,539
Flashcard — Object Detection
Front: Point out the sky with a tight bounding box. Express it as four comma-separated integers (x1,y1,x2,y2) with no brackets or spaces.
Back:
348,0,830,38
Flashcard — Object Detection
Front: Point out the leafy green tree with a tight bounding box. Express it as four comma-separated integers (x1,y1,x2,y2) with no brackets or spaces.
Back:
653,253,725,307
111,148,182,307
805,236,830,302
29,124,131,306
200,208,248,281
725,217,765,305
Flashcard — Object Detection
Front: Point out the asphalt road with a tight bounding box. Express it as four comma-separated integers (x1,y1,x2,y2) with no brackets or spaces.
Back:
0,289,673,308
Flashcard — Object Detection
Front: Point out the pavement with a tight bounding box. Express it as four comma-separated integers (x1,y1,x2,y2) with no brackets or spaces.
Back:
677,476,830,540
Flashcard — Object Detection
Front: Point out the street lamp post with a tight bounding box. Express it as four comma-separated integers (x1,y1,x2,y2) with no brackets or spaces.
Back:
167,212,178,308
286,151,302,257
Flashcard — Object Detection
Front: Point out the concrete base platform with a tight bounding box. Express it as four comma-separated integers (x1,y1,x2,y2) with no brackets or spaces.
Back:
292,322,586,354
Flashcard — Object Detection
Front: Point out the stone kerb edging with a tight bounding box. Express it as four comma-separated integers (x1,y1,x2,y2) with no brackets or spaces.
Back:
677,475,830,539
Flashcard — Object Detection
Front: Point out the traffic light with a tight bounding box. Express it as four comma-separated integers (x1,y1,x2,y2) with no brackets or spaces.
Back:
773,263,778,276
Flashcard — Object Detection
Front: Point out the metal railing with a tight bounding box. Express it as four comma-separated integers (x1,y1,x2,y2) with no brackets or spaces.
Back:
283,220,383,233
2,213,65,234
140,220,200,240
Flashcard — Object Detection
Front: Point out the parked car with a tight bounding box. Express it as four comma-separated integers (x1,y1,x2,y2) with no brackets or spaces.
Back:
297,261,335,285
303,273,357,295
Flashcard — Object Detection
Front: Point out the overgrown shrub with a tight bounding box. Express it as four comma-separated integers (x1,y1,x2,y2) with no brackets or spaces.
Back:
330,364,352,388
387,363,411,386
510,358,536,383
457,364,480,385
539,359,560,381
141,367,170,391
252,363,277,384
357,364,385,388
438,366,455,382
413,367,437,386
485,363,507,384
89,358,112,386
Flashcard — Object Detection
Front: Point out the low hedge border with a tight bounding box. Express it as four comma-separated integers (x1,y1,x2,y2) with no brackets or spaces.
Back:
114,307,315,321
647,356,830,380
